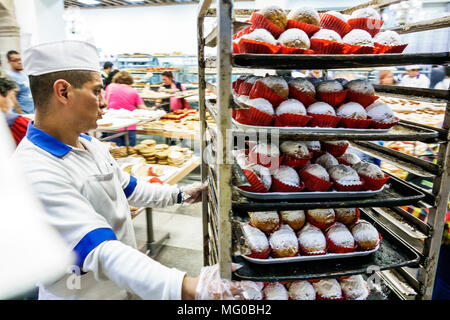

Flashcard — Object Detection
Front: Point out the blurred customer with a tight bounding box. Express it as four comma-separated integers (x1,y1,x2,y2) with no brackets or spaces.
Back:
104,68,119,89
435,66,450,90
104,70,148,146
159,71,191,112
309,69,323,79
101,61,114,87
400,65,430,88
429,65,445,89
6,50,35,114
0,77,31,146
378,70,398,85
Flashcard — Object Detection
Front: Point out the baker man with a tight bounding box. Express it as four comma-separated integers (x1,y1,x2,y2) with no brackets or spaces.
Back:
400,65,430,88
12,40,243,300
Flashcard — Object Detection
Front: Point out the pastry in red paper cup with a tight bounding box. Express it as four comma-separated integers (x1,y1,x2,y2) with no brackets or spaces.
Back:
280,210,306,231
286,20,320,37
233,25,254,40
288,78,316,106
306,141,323,158
248,142,281,169
286,6,320,36
287,280,316,300
337,102,372,129
373,30,407,53
233,39,240,54
337,152,362,167
238,76,261,96
329,164,364,192
366,101,398,129
242,223,271,259
347,18,383,37
353,161,390,191
297,222,327,255
274,99,312,127
250,7,287,38
325,222,356,254
322,140,349,158
312,279,344,300
238,37,281,54
271,165,305,192
233,75,250,94
339,275,371,300
279,46,314,54
315,152,339,170
240,164,272,193
342,29,376,54
307,101,341,128
280,140,312,169
249,211,280,234
306,208,336,230
240,97,275,126
310,38,347,54
335,208,360,226
299,164,333,192
249,76,289,107
269,224,299,258
319,11,352,37
316,80,347,106
263,282,289,300
351,219,381,251
277,28,312,54
375,42,408,54
345,79,378,107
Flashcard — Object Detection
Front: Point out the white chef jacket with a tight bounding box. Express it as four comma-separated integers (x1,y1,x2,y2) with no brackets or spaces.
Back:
12,121,186,300
400,73,430,88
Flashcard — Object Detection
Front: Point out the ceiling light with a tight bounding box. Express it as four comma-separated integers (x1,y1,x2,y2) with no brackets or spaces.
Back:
78,0,100,5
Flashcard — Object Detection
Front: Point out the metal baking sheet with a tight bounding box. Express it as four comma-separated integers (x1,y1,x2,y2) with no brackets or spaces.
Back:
235,185,385,200
232,118,391,134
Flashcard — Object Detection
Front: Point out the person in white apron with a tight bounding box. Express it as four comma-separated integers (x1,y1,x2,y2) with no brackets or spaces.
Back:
12,40,246,300
400,65,430,88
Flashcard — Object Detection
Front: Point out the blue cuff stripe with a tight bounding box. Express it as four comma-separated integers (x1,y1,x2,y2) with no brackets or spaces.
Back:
73,228,117,269
123,176,137,198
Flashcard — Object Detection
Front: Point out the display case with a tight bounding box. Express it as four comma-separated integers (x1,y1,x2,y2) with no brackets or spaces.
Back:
198,0,450,300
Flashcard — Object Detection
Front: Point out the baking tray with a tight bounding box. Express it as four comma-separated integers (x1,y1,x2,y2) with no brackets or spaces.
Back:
232,173,425,211
232,118,391,134
235,185,385,200
231,210,421,282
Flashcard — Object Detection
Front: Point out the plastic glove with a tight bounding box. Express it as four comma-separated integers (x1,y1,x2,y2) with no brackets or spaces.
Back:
195,264,261,300
181,181,208,204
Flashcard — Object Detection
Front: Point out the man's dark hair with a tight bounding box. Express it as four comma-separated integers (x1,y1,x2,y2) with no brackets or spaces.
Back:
162,71,174,79
29,70,97,111
7,50,20,61
0,77,17,97
103,61,113,70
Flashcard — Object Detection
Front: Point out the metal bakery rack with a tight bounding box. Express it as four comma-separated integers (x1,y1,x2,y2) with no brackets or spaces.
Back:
197,0,450,300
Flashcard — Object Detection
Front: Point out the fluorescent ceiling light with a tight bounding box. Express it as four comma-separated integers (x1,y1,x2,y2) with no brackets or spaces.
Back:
78,0,100,5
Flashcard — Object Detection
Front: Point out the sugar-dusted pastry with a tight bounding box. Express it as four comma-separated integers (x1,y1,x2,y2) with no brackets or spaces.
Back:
287,7,320,26
258,6,288,29
242,223,271,259
297,223,327,255
311,29,342,43
269,224,299,258
339,275,370,300
288,281,316,300
312,279,344,300
263,282,289,300
337,102,368,120
337,152,361,166
351,219,381,251
315,152,339,170
279,210,306,231
240,28,278,45
278,28,310,49
335,208,360,225
325,222,356,253
271,165,304,192
249,211,280,233
343,29,374,47
306,209,336,230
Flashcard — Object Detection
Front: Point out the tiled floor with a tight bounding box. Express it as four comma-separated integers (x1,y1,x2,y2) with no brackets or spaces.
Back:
132,172,204,277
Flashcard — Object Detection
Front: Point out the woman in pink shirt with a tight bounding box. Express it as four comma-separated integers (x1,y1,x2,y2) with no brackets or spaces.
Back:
104,70,147,146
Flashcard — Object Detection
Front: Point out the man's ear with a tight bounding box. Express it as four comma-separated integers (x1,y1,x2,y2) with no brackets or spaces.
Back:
53,79,72,104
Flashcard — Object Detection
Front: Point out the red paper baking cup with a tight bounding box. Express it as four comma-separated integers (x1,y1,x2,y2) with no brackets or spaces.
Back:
319,13,352,37
238,38,281,54
371,117,399,129
337,157,354,167
345,44,377,55
317,90,348,107
271,177,305,193
247,106,274,126
240,169,269,193
275,113,312,127
282,154,312,169
309,149,325,159
248,151,282,169
322,141,349,157
316,294,344,301
340,117,372,129
286,19,321,37
326,235,356,254
250,12,286,38
310,38,347,54
238,81,254,96
249,81,287,107
279,45,314,55
299,170,333,192
309,113,341,128
347,18,384,37
299,245,327,256
233,41,240,54
333,180,364,192
346,91,379,107
247,247,271,259
233,26,254,40
234,108,251,124
375,42,408,54
360,173,390,191
288,85,317,106
356,233,382,251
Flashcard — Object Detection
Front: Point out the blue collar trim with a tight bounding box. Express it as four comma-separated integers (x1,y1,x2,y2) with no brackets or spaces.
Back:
26,121,92,158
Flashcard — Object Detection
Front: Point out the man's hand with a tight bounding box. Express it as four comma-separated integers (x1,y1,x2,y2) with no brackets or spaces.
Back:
181,182,208,204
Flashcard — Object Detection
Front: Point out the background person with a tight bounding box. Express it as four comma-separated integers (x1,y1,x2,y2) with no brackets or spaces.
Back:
400,65,430,88
159,71,191,112
104,70,148,146
101,61,114,87
6,50,35,114
434,66,450,90
378,70,398,85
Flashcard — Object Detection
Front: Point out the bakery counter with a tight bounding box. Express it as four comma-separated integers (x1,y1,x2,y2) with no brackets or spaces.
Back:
136,128,200,141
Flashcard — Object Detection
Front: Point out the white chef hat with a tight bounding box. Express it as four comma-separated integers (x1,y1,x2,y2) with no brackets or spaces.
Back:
405,65,421,70
23,40,101,76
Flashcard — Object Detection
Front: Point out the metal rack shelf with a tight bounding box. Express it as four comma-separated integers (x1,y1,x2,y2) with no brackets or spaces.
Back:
198,0,450,300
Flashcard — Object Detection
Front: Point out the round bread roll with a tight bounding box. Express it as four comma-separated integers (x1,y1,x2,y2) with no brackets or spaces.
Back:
247,98,275,116
312,279,343,300
241,28,278,45
329,164,362,185
278,29,310,49
374,30,403,46
335,208,359,225
315,152,339,170
242,224,270,259
336,102,367,120
316,80,344,93
287,6,320,26
263,282,289,300
279,210,306,231
345,79,375,96
302,164,330,181
311,29,343,43
269,224,299,258
307,101,336,116
306,208,336,230
259,76,289,98
366,101,396,123
351,219,380,250
325,222,355,253
343,29,374,47
288,78,316,97
288,280,316,300
353,161,385,179
249,211,280,233
297,222,327,255
339,275,370,300
258,6,288,29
